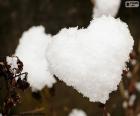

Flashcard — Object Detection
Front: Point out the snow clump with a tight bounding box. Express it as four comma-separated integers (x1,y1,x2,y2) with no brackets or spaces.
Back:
92,0,121,18
15,26,56,91
46,16,134,103
68,109,87,116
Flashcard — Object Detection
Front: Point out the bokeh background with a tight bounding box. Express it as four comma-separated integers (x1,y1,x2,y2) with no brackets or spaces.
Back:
0,0,140,116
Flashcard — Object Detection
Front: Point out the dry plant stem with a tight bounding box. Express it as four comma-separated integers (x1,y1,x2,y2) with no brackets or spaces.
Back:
99,103,108,116
103,106,108,116
3,84,14,115
120,59,138,116
2,80,9,115
119,81,127,99
0,65,12,115
0,56,29,116
2,75,21,115
20,107,45,115
49,86,55,116
49,75,58,116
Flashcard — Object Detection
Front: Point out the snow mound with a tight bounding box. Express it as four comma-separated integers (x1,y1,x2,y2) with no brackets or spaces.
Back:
15,26,56,91
68,109,87,116
46,16,134,103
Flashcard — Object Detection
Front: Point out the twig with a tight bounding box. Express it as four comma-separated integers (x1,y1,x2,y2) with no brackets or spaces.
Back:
20,107,45,115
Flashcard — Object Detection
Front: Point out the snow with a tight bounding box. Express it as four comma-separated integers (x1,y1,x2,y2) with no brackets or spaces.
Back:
128,94,136,107
46,16,134,103
6,56,18,74
92,0,121,18
68,109,87,116
15,26,56,91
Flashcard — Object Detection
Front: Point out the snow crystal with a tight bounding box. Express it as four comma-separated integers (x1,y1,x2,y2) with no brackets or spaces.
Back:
46,16,134,103
15,26,56,91
68,109,87,116
92,0,121,18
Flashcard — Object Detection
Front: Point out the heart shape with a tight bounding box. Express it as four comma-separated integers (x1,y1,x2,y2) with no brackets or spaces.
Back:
46,16,134,103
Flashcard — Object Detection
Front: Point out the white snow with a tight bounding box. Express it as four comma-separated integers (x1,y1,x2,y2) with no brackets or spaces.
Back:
6,56,18,74
68,109,87,116
128,94,136,107
92,0,121,18
46,16,134,103
15,26,56,91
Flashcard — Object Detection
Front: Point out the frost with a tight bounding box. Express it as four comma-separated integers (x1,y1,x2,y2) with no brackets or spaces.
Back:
46,16,134,103
68,109,87,116
6,56,18,69
6,56,18,74
92,0,121,18
15,26,56,91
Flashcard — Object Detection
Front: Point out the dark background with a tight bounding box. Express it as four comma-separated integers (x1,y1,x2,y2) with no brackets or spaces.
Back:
0,0,140,116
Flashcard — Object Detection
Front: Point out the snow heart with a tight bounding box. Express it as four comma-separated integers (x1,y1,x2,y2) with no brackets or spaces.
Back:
46,16,134,103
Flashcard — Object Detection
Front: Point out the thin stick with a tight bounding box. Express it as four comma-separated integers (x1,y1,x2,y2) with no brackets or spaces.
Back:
20,107,45,115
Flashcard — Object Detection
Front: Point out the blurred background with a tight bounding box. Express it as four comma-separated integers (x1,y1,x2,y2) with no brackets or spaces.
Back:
0,0,140,115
